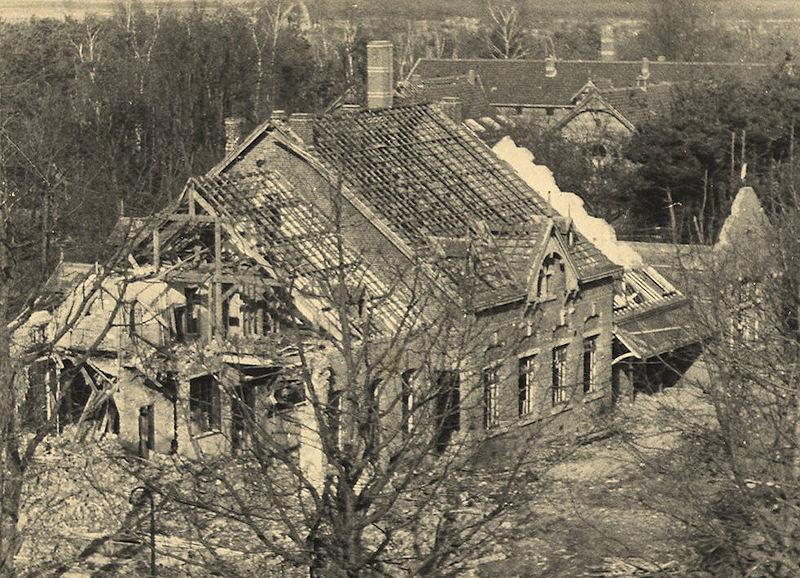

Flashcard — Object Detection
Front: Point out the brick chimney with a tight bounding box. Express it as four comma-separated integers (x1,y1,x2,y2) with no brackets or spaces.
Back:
367,40,394,110
545,55,557,78
637,57,650,89
439,97,463,123
224,117,244,156
288,112,315,144
600,25,616,61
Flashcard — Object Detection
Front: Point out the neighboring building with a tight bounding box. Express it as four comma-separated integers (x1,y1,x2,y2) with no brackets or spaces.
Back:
552,81,677,146
408,57,771,120
613,187,775,397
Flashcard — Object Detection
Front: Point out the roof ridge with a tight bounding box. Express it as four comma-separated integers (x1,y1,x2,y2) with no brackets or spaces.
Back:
416,57,770,66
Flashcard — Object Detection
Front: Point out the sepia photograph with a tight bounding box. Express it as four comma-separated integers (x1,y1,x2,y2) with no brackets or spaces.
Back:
1,0,798,575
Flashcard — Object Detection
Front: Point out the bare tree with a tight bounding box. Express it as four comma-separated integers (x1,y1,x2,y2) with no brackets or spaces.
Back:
618,181,800,576
485,1,530,59
93,172,553,577
0,126,156,573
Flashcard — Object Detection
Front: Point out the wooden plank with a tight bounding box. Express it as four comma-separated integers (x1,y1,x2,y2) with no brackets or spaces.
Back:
165,270,282,287
214,221,224,337
163,213,218,223
153,226,160,271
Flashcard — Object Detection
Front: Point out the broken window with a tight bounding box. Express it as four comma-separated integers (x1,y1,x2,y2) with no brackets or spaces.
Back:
189,375,221,433
174,287,201,342
583,336,598,393
482,366,499,429
552,345,568,405
265,377,305,418
184,288,201,335
28,324,47,344
242,300,271,336
518,355,536,416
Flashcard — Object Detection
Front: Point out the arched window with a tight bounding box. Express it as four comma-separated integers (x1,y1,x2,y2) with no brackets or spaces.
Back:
537,253,566,299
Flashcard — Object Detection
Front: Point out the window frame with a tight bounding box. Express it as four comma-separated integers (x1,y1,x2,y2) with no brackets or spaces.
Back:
518,354,536,417
552,345,569,405
482,365,500,429
583,335,598,394
189,376,222,434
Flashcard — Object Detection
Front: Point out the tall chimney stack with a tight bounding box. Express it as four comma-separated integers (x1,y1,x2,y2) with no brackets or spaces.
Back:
637,57,650,89
367,40,394,110
600,25,616,61
545,55,557,78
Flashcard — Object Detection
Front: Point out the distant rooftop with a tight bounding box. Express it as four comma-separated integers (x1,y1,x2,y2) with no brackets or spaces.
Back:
409,58,773,108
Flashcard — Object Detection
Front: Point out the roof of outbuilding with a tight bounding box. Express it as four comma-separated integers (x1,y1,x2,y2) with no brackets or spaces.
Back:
614,299,698,359
409,59,772,108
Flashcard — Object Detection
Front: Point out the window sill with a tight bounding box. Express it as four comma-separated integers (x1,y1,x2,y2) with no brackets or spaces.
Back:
582,391,605,404
550,402,573,416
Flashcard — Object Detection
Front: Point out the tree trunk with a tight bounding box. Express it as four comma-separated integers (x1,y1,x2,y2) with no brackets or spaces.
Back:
0,196,23,577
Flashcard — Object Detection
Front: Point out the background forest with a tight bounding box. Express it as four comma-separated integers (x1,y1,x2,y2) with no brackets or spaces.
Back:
2,0,800,303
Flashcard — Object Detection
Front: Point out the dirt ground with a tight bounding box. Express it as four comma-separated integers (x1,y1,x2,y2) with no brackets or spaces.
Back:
472,384,713,577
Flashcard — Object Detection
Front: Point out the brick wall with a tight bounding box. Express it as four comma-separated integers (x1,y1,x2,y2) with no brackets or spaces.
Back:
465,278,615,446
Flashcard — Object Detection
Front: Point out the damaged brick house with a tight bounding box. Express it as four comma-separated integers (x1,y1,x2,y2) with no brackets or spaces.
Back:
19,41,681,477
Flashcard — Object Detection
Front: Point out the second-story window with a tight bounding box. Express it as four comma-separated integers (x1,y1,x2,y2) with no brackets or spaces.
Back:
583,336,598,393
184,287,200,336
518,355,536,417
552,345,568,405
482,366,499,429
189,375,221,434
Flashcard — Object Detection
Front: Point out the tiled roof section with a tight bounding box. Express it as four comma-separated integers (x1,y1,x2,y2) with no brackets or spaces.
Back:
472,235,544,308
397,74,498,121
410,59,771,107
615,300,698,359
599,84,676,126
189,170,412,329
431,227,548,310
38,261,96,310
564,228,621,282
311,104,619,282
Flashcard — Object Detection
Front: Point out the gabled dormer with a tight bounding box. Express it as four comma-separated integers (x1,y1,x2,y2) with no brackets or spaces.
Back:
527,217,580,304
